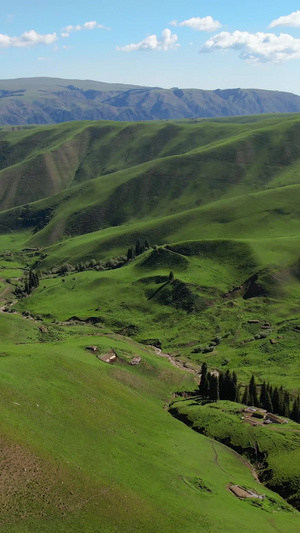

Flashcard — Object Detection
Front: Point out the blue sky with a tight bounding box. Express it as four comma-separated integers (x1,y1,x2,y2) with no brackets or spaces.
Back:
2,1,300,94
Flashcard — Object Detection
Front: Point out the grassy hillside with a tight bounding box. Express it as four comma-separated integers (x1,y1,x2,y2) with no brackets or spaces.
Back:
1,113,300,211
1,113,300,227
170,399,300,508
2,114,300,529
2,315,299,531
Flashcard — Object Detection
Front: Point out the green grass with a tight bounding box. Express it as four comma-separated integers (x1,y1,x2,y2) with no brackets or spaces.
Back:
169,399,300,507
2,115,300,529
0,325,299,532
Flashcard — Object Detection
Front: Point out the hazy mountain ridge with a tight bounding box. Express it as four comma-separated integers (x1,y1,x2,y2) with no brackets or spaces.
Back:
1,78,300,124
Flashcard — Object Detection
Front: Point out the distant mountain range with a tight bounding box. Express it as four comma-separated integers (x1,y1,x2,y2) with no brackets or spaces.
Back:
0,77,300,124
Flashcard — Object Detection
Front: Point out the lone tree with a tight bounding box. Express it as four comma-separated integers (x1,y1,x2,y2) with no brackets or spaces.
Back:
127,247,134,261
169,271,174,282
135,239,142,256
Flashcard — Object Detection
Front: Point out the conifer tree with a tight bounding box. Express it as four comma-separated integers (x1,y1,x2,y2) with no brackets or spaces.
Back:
209,375,219,402
236,384,241,404
199,363,208,396
231,371,238,401
291,396,300,423
249,375,258,406
205,372,211,398
283,391,290,417
272,387,280,414
265,391,273,413
127,248,134,261
260,381,267,408
278,386,285,415
218,371,225,400
242,385,250,405
135,239,141,256
269,385,273,399
223,369,232,400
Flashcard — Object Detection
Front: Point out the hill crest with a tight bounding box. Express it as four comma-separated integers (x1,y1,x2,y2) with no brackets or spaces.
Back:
1,77,300,124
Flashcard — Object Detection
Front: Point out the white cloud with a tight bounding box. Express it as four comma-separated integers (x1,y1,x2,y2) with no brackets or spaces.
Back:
0,30,57,48
117,28,179,52
174,16,222,32
37,57,47,61
62,21,110,36
269,10,300,28
200,30,300,63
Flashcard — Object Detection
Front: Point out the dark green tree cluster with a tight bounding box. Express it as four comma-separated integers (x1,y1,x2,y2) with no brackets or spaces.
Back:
242,376,291,417
199,365,299,423
219,369,239,402
127,239,150,262
199,364,239,402
25,270,40,294
15,270,40,297
291,395,300,423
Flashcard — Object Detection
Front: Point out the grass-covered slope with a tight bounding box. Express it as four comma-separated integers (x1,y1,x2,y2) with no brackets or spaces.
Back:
2,113,300,529
1,113,300,213
2,316,298,532
169,399,300,508
6,235,299,394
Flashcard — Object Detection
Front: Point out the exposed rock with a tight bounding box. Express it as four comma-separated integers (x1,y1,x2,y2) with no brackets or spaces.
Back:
129,357,141,365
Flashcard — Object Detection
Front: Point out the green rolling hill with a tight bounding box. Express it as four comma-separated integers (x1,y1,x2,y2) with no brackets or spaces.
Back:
1,114,300,530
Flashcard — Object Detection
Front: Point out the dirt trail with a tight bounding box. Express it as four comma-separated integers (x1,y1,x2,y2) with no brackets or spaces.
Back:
210,433,260,484
0,286,11,300
150,346,199,376
227,443,261,483
0,277,12,300
211,441,236,478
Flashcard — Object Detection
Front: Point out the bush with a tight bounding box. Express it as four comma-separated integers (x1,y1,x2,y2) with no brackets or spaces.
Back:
89,259,97,268
59,264,72,274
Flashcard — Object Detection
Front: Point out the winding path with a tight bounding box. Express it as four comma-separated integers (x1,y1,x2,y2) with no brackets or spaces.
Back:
150,346,199,375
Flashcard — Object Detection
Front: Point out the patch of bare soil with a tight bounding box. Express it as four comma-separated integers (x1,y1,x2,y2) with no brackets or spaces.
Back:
0,437,88,526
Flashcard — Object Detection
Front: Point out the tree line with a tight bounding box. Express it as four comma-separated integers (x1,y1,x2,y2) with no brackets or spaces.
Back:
126,239,150,261
199,363,299,423
199,364,239,402
14,269,40,297
43,238,152,276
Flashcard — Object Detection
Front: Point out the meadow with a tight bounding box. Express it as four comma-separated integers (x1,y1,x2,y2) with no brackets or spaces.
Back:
0,314,299,532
